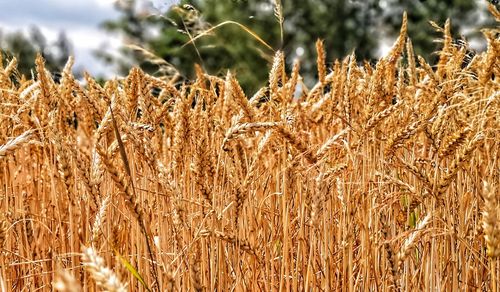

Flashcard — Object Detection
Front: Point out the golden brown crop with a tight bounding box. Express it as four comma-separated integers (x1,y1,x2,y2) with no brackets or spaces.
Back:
0,10,499,291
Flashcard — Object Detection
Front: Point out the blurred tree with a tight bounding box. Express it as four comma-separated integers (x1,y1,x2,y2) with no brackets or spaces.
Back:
54,31,73,68
100,0,490,93
98,0,153,74
0,26,74,78
1,31,38,78
101,0,383,92
380,0,488,61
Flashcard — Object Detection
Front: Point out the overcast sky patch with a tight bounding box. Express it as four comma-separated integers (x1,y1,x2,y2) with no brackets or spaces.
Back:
0,0,122,77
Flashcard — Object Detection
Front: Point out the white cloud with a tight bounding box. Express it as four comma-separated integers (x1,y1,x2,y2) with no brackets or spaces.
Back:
0,0,123,77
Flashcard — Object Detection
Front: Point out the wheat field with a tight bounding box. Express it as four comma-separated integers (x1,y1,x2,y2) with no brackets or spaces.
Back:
0,8,499,291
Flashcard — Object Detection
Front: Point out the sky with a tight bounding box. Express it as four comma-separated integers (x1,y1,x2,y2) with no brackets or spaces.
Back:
0,0,124,77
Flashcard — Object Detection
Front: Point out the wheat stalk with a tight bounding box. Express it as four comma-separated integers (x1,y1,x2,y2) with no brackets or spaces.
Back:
81,246,127,292
0,129,34,157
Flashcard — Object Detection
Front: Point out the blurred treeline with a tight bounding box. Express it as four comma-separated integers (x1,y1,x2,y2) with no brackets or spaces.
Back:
0,27,72,79
101,0,496,92
1,0,497,92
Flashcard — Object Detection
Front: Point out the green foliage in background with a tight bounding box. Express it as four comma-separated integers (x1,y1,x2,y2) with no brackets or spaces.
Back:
101,0,491,93
382,0,481,60
0,27,73,79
